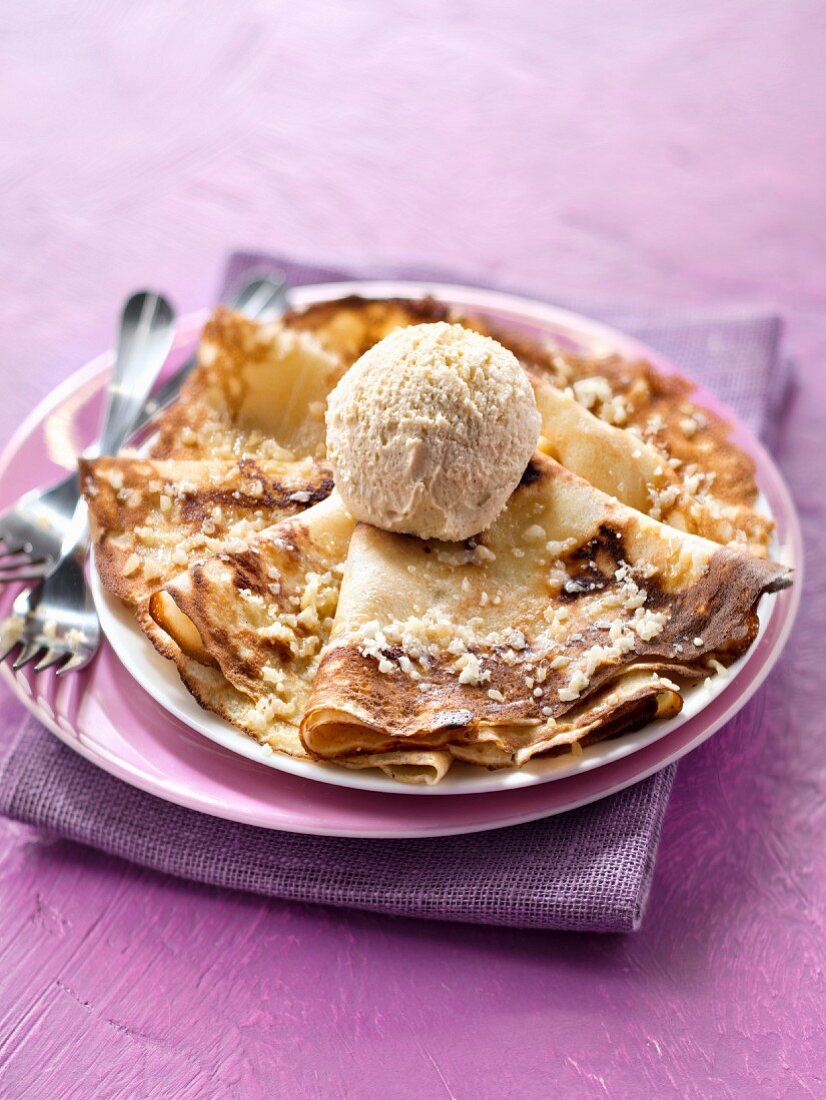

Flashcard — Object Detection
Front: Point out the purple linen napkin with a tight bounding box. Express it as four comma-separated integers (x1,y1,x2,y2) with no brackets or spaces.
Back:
0,254,791,933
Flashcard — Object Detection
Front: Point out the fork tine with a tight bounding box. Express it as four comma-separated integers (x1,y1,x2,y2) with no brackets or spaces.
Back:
0,542,28,560
0,567,49,584
34,648,66,673
12,641,43,670
0,559,49,581
0,636,22,663
0,558,37,573
56,651,94,677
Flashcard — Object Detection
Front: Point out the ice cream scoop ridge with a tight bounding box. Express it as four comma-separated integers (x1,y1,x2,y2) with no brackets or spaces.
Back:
325,322,541,541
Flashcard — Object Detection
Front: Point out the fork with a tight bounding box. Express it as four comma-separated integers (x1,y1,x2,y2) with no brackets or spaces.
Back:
0,271,287,584
1,508,98,673
0,290,177,673
0,292,176,583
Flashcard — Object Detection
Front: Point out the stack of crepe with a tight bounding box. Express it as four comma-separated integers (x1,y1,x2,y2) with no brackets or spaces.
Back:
81,297,791,785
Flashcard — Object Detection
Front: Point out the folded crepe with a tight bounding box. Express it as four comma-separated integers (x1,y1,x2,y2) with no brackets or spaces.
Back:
147,493,355,757
151,307,345,463
81,455,333,607
301,454,789,775
144,491,452,785
82,307,342,621
531,377,772,554
147,454,788,783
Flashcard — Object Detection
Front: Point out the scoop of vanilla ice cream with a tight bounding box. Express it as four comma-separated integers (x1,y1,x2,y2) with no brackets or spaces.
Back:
325,321,541,541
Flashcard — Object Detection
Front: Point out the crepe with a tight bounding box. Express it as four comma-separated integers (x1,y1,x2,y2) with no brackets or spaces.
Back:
283,295,452,366
144,493,473,784
533,348,760,511
531,376,772,554
301,454,790,776
147,493,355,757
82,306,343,619
284,295,772,553
145,451,788,784
89,295,791,787
151,307,345,463
81,455,333,607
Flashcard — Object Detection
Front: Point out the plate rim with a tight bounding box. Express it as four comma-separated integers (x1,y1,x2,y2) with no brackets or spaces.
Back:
0,280,803,835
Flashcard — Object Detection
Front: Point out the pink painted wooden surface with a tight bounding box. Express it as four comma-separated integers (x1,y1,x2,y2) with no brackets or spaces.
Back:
0,2,824,1096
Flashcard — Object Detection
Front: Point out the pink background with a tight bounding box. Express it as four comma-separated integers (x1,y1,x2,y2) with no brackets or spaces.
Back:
1,2,824,1096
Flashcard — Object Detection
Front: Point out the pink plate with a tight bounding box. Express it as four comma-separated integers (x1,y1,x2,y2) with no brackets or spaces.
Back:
0,282,802,837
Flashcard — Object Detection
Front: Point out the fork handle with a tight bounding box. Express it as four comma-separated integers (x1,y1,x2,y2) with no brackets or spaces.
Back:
73,278,285,547
98,291,177,455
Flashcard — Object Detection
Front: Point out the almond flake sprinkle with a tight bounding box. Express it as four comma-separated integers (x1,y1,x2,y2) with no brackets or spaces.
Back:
122,553,141,577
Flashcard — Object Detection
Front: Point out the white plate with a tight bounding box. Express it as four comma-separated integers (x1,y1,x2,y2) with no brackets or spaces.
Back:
91,280,781,796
